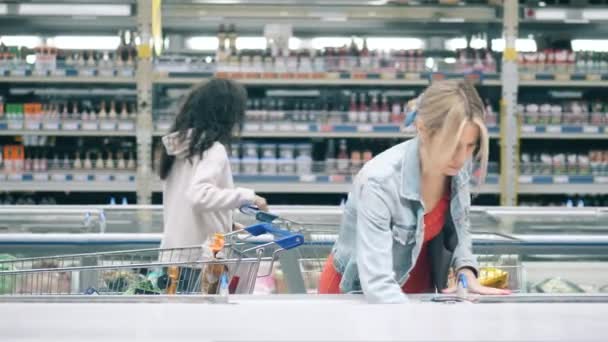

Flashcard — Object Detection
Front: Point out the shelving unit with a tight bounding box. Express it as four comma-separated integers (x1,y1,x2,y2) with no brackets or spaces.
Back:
2,0,607,206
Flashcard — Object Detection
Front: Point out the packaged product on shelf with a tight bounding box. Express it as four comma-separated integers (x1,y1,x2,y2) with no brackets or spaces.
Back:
260,144,276,159
242,143,259,159
525,104,539,125
277,158,296,175
350,151,362,174
296,144,313,175
260,157,277,176
590,101,605,126
521,153,532,174
550,104,562,125
538,153,552,175
590,151,602,175
578,154,590,175
552,153,566,175
566,153,578,175
539,103,552,125
241,157,259,175
603,151,608,175
336,139,350,174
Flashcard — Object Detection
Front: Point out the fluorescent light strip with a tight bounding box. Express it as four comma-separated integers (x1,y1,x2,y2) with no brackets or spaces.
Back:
0,4,7,15
491,38,537,52
572,40,608,52
582,9,608,21
18,4,131,16
534,8,567,21
0,35,42,49
52,36,120,50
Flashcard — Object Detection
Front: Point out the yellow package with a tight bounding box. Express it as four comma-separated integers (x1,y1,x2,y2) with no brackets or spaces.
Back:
479,267,509,289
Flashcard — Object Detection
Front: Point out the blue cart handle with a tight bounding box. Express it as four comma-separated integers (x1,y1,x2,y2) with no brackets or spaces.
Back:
239,205,280,223
244,222,304,250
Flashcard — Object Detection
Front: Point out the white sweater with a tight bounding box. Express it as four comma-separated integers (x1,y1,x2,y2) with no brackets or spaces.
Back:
160,131,256,254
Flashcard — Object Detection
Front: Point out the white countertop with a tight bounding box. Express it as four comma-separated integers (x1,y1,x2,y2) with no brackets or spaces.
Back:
0,294,606,342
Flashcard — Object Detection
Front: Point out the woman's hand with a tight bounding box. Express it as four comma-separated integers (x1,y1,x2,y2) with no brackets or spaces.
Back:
253,195,268,212
442,268,512,295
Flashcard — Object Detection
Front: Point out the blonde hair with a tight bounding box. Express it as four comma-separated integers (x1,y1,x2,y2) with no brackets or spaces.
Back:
410,80,489,183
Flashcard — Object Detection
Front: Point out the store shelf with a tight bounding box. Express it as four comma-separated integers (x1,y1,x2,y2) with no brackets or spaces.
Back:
1,181,136,193
519,73,608,87
153,73,502,87
520,125,608,139
0,76,135,85
1,173,136,192
151,175,500,194
0,129,136,137
154,125,499,139
518,175,608,194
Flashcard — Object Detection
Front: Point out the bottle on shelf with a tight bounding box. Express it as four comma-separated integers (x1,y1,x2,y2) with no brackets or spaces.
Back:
380,95,390,124
118,102,128,120
325,139,337,174
348,93,358,123
357,93,368,123
127,152,136,170
337,139,350,173
109,100,118,119
105,152,115,170
98,100,108,120
95,153,104,170
62,154,71,170
73,152,83,170
83,152,93,170
369,94,380,124
117,151,127,170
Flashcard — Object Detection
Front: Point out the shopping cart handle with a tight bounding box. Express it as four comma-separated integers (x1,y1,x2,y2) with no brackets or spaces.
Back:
240,205,279,223
244,223,304,250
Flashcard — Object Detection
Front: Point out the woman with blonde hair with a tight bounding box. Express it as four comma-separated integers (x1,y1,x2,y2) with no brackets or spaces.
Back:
318,80,510,303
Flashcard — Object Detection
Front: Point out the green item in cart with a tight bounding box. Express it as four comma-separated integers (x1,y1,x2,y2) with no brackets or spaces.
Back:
0,254,16,295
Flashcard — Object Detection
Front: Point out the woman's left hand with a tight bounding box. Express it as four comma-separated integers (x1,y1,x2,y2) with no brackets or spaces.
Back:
441,268,512,295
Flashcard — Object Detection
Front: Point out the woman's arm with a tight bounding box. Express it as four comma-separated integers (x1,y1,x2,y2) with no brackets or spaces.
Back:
186,148,256,211
356,180,407,304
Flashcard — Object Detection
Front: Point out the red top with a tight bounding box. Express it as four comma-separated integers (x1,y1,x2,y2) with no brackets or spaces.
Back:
317,192,451,295
401,192,451,293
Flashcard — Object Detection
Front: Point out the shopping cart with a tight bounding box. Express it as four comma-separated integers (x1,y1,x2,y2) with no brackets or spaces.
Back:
0,208,304,296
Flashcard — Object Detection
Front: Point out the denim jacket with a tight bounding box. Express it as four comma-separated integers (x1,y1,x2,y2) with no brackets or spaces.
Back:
331,137,478,303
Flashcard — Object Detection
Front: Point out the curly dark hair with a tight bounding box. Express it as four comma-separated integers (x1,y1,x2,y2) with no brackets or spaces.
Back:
159,78,247,180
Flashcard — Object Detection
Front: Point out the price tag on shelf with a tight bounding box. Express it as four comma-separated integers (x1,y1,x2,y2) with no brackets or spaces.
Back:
299,174,317,183
51,174,67,182
8,121,23,130
555,73,570,81
587,74,601,81
33,69,47,77
405,73,420,80
357,124,373,133
120,69,134,77
553,175,569,184
155,121,171,132
520,73,535,81
100,121,117,131
25,122,41,130
278,123,294,132
118,121,135,131
8,174,23,182
98,69,115,77
380,72,396,80
546,125,562,133
518,175,533,184
294,124,310,132
521,125,536,133
43,122,60,130
51,69,66,77
33,173,49,181
595,176,608,184
261,123,278,132
329,174,346,183
116,174,132,182
243,123,260,132
583,126,599,134
62,121,79,131
95,174,112,182
11,69,26,77
82,122,99,131
74,174,89,182
80,68,96,77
